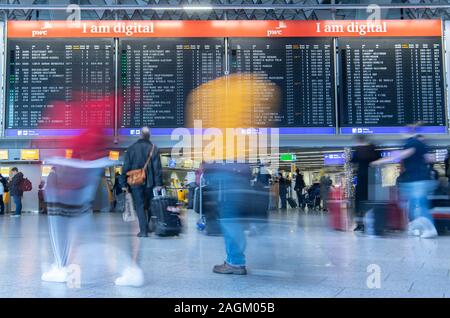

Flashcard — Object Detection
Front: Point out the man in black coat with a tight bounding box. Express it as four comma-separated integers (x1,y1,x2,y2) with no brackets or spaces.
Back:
9,167,24,217
120,127,163,237
351,135,381,232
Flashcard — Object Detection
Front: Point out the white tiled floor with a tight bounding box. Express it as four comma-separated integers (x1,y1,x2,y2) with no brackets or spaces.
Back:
0,210,449,298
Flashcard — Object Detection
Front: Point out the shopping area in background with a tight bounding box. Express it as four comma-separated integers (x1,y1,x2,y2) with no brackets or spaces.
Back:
3,135,450,240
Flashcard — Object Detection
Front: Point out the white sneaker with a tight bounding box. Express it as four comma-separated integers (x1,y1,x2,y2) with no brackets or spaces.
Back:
421,228,438,239
41,265,68,283
115,266,144,287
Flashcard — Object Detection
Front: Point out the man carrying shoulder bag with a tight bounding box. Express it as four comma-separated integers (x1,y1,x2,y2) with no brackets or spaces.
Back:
120,127,163,237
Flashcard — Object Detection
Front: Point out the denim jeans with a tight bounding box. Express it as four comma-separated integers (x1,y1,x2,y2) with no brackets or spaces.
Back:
221,219,247,266
13,195,22,215
399,180,436,223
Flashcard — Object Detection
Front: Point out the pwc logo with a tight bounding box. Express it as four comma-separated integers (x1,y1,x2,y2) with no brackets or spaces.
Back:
31,22,53,37
266,21,287,37
32,30,48,37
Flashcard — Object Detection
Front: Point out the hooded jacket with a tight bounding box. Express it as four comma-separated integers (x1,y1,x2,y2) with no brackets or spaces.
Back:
10,172,24,196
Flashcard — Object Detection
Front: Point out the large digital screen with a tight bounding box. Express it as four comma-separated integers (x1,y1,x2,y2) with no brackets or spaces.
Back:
118,38,224,135
339,37,446,134
230,38,336,135
5,39,115,136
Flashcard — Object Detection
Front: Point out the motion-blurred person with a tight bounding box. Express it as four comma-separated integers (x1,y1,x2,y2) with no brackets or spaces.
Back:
351,135,381,232
278,171,288,210
186,73,281,275
204,162,252,275
0,173,6,215
9,167,24,217
294,169,306,208
41,128,113,283
319,169,332,212
120,127,163,237
372,128,438,238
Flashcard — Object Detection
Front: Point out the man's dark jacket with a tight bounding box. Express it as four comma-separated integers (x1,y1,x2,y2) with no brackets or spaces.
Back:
9,172,24,196
120,139,163,189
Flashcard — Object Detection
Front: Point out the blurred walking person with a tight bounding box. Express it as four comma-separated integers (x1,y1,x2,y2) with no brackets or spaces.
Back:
372,127,438,238
351,135,381,232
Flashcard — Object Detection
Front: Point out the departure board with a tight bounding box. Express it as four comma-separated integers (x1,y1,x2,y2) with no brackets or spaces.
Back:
339,37,447,134
119,38,224,134
5,39,114,136
230,38,336,133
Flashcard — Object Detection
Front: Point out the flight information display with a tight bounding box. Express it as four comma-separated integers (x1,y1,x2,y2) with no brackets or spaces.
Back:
339,37,447,134
230,38,336,134
119,38,224,135
5,39,114,136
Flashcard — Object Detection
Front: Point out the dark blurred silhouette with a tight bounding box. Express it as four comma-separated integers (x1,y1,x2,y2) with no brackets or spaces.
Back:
351,135,381,232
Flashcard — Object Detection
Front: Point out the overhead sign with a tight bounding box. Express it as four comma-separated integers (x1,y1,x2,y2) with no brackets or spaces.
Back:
7,20,442,38
280,153,296,162
109,151,120,161
324,153,345,165
0,150,8,160
0,167,10,176
20,149,39,161
435,149,448,162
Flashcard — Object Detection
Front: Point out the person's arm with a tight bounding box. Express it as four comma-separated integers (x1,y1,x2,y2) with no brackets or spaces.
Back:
371,148,415,167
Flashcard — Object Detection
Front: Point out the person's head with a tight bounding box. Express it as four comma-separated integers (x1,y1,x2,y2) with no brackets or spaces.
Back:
11,167,18,175
296,168,300,174
141,126,150,141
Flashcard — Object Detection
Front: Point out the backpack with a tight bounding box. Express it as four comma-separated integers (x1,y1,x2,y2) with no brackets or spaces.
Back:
20,178,32,192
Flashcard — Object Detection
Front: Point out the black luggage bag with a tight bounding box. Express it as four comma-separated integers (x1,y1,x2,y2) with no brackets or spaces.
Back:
150,189,182,237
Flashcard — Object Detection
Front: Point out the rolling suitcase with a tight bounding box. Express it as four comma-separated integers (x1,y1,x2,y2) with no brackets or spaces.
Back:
287,189,297,208
150,188,182,237
328,188,349,231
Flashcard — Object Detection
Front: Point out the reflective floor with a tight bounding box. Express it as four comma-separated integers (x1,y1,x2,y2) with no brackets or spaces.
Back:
1,210,450,298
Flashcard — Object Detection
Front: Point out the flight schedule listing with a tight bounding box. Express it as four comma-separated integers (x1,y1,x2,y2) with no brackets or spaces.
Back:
339,37,446,132
120,38,224,129
230,38,335,128
6,39,114,131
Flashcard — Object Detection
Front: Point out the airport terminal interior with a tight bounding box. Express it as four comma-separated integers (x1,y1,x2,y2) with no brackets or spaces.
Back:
3,1,450,299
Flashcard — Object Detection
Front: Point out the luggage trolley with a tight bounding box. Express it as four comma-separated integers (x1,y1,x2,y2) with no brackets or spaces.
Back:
195,173,206,231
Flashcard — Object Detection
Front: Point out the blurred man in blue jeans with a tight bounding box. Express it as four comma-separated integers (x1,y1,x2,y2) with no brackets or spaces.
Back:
203,162,252,275
372,127,437,238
